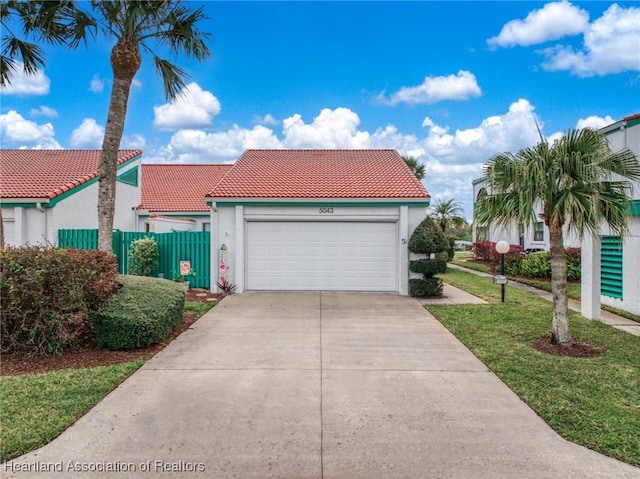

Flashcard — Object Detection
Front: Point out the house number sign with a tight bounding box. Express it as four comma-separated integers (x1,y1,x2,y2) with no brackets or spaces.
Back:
319,207,334,213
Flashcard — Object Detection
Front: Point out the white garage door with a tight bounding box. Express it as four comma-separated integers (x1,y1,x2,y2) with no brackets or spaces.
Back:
246,221,397,291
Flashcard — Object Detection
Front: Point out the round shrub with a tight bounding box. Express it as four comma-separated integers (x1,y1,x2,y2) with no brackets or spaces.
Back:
90,275,185,350
409,278,443,297
128,237,159,277
408,216,449,255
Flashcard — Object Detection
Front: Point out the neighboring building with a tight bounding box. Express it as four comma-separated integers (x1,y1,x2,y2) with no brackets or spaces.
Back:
0,149,141,247
582,113,640,318
206,149,430,294
136,164,232,233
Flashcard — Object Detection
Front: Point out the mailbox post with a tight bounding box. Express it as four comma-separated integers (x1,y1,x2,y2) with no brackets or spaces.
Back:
494,240,510,303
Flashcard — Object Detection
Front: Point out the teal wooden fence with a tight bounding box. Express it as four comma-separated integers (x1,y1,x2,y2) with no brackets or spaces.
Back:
58,229,211,288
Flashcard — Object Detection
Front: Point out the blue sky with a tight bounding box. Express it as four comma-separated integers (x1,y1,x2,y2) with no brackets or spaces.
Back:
2,1,639,219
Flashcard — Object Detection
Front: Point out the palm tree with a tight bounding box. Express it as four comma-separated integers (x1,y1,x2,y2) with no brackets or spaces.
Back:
91,1,211,251
1,1,93,86
403,156,426,181
431,199,466,233
1,1,94,250
475,128,640,346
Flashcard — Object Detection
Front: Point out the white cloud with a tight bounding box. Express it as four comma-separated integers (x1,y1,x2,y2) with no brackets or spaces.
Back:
0,110,61,148
575,115,615,130
282,108,371,148
69,118,104,148
89,74,106,93
153,82,221,131
540,4,640,76
29,105,58,118
488,1,589,48
165,125,282,163
0,62,51,95
121,133,146,149
379,70,481,106
253,113,279,126
420,99,542,164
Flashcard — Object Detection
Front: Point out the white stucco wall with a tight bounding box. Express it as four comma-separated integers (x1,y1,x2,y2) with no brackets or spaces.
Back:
211,203,428,294
582,118,640,318
2,158,141,247
137,215,209,233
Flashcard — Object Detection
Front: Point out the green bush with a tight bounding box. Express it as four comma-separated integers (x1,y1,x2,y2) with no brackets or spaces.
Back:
511,248,581,281
90,275,185,350
408,217,448,297
128,237,159,277
447,236,456,262
410,252,448,276
519,252,551,278
0,246,118,354
409,278,443,297
408,216,449,254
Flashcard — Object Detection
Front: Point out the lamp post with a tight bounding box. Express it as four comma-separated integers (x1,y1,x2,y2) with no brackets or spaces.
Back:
495,240,510,303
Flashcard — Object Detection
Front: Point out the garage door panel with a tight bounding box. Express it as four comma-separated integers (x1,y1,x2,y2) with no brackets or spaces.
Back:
247,221,397,291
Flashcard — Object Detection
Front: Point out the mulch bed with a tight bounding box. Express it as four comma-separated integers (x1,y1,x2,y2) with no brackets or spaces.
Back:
0,289,223,377
531,337,606,358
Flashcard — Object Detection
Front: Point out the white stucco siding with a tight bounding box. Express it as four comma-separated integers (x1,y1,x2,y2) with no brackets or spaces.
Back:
137,215,209,233
211,203,427,295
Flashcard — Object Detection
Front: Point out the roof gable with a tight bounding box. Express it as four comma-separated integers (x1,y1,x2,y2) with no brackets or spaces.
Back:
139,164,233,212
207,149,430,199
0,149,142,200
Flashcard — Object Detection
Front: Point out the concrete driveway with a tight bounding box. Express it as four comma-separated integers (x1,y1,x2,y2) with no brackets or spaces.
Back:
5,292,639,478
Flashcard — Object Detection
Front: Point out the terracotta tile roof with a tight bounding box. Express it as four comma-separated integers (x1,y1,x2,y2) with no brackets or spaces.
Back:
0,149,142,200
139,164,233,212
207,149,430,199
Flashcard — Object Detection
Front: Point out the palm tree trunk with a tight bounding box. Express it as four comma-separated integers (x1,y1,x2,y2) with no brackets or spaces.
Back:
549,224,571,345
97,42,139,251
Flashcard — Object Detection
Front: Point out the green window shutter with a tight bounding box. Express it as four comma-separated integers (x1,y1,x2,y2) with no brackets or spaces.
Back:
117,166,139,187
630,200,640,217
601,236,623,299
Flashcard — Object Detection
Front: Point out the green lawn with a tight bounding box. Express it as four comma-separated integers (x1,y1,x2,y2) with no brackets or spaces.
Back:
450,257,492,274
0,361,142,462
430,268,640,466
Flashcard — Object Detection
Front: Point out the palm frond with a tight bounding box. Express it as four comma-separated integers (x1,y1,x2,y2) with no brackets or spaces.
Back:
153,55,188,100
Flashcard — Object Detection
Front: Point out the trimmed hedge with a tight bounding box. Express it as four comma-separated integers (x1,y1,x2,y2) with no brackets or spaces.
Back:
409,252,449,276
90,275,185,350
0,246,118,355
409,278,443,297
408,216,449,254
408,217,448,298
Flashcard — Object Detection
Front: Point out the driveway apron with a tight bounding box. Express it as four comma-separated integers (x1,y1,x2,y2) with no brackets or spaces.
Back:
5,292,639,479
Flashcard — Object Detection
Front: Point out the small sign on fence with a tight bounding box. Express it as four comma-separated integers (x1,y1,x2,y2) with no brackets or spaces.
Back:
180,261,192,276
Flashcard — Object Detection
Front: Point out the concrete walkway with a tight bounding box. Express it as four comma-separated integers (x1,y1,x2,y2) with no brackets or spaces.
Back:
448,263,640,336
5,292,639,479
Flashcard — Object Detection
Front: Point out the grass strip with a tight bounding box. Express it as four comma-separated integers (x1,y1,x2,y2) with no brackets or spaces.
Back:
0,361,142,462
430,268,640,466
184,300,217,317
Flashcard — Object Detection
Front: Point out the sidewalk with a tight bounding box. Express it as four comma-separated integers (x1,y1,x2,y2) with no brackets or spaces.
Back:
447,263,640,337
